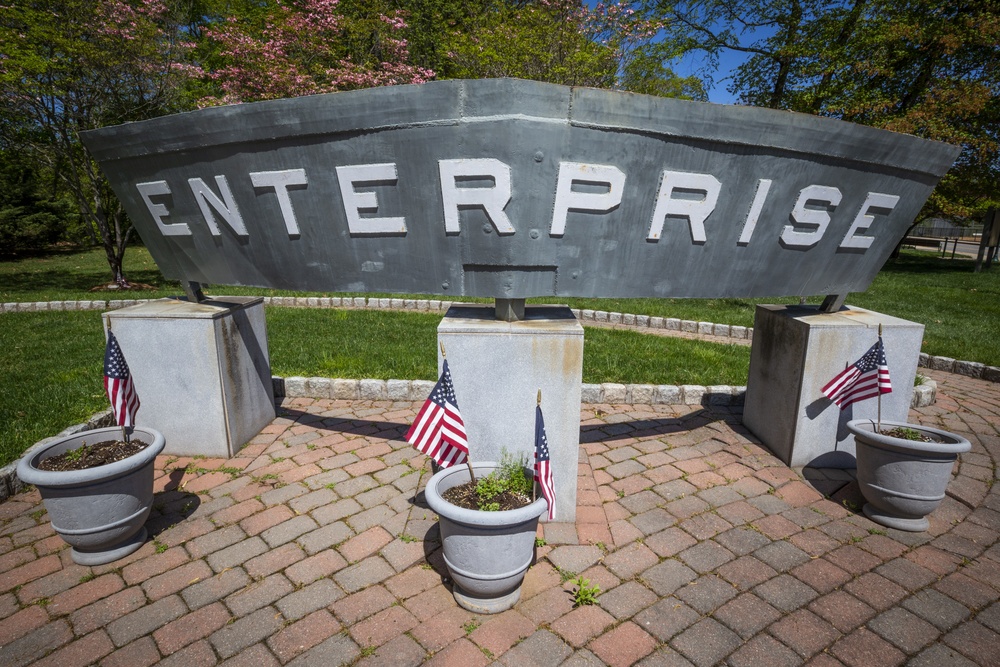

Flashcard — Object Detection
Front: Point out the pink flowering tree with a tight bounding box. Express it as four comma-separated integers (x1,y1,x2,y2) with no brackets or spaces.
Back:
194,0,434,106
0,0,197,287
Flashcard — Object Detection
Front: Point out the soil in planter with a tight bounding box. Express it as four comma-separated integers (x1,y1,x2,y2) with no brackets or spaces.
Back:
38,439,149,472
442,482,532,512
878,427,934,442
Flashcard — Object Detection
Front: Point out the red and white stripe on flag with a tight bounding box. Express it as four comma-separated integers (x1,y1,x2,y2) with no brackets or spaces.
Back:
821,339,892,409
405,360,469,468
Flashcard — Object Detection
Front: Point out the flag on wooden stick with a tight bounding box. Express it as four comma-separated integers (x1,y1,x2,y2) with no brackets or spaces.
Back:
534,403,556,520
406,359,469,468
104,331,140,428
822,338,892,409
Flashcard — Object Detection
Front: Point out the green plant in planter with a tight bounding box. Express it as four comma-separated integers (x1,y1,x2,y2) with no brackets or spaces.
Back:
880,426,930,441
475,450,532,511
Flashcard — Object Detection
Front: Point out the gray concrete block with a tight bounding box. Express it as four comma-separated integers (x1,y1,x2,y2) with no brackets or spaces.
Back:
439,305,583,521
954,361,985,378
929,356,956,372
105,297,275,458
681,320,697,333
732,387,747,406
698,321,714,335
285,376,308,397
707,386,733,405
309,377,333,399
681,385,706,405
628,384,655,404
911,382,936,408
409,380,435,400
655,385,681,404
602,383,627,403
359,379,386,400
743,304,922,468
581,384,603,403
650,316,665,329
386,379,410,401
332,379,360,400
984,366,1000,383
731,325,747,339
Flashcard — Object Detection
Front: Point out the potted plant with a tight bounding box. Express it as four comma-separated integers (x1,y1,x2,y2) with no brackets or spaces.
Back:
17,426,165,565
847,419,970,532
424,452,548,614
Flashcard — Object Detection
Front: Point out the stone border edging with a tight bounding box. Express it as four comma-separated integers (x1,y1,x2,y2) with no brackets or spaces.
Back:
273,374,935,409
6,295,993,383
0,374,937,502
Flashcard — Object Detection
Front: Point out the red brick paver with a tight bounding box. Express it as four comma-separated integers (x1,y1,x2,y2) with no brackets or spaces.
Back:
0,365,996,665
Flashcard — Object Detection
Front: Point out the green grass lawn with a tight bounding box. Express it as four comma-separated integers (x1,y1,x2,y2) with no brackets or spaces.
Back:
2,245,997,364
1,244,996,466
0,307,751,467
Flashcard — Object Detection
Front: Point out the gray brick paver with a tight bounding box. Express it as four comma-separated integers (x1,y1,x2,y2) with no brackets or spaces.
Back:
210,605,285,658
106,595,187,647
3,377,999,667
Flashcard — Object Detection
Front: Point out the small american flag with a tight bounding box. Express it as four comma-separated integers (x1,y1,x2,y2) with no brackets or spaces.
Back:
405,360,469,467
534,404,556,520
104,331,140,427
822,338,892,409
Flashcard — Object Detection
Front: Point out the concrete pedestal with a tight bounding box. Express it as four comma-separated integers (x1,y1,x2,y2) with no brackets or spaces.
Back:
744,305,923,468
438,305,583,522
104,297,275,458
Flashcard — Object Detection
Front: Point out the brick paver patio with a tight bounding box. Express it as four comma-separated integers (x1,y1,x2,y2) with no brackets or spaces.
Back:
1,367,997,666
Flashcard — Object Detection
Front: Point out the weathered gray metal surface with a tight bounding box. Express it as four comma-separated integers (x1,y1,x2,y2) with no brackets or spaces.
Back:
81,79,959,299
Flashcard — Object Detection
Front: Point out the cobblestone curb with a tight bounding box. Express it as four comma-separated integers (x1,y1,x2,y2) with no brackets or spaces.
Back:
919,352,1000,383
6,298,997,384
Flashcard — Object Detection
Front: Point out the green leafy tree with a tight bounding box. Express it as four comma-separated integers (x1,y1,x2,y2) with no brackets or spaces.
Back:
0,151,80,255
438,1,702,96
649,0,999,224
0,0,196,287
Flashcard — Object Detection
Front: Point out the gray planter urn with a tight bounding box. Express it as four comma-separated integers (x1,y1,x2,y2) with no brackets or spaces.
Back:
17,427,165,565
847,419,970,532
424,461,548,614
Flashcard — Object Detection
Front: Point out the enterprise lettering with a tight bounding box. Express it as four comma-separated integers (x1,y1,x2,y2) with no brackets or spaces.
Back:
137,159,899,251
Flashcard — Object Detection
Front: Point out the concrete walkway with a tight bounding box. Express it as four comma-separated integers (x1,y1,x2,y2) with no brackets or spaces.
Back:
0,368,997,666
